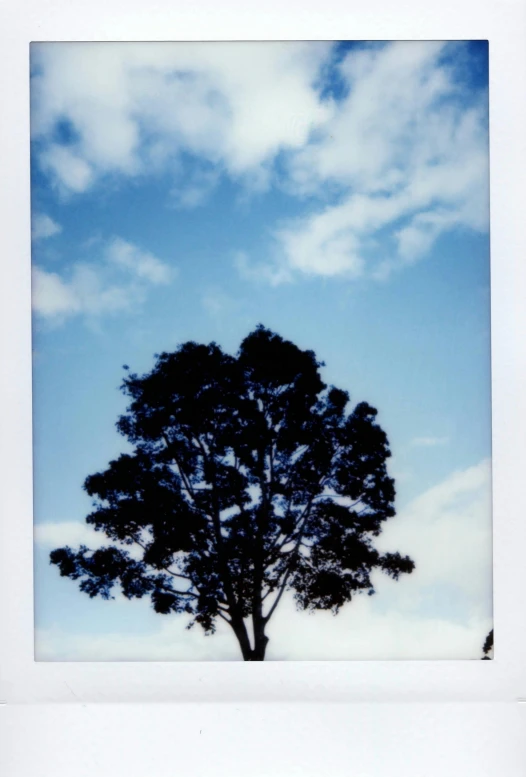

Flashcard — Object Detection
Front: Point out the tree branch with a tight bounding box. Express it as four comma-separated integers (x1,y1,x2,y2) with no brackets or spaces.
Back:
263,567,291,624
162,433,197,502
263,500,314,623
132,536,196,584
193,433,243,621
154,580,199,599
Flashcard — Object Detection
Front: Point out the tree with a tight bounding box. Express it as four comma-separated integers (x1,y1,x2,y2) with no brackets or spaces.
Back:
50,326,415,661
481,629,493,659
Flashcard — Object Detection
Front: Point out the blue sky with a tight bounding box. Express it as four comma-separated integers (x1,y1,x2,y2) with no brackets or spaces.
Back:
30,41,492,660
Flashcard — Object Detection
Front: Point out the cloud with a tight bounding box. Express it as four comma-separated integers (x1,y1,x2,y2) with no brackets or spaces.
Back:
39,145,94,193
376,459,492,614
411,436,450,447
36,614,239,662
201,286,235,317
31,42,333,194
32,237,174,323
35,520,110,549
169,166,220,209
255,42,489,282
267,596,490,660
35,520,144,560
276,208,365,280
35,602,491,662
234,250,290,286
107,237,173,284
35,460,492,660
32,267,80,317
31,42,488,282
268,459,492,660
31,213,62,241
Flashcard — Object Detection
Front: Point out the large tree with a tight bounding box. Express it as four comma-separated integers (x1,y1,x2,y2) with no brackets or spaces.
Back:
51,326,414,660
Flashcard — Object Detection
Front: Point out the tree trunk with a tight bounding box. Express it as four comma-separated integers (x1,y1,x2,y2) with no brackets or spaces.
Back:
230,616,255,661
250,620,269,661
230,615,269,660
242,448,271,661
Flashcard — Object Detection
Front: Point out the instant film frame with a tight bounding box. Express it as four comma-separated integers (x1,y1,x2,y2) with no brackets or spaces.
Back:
30,39,492,664
1,0,525,775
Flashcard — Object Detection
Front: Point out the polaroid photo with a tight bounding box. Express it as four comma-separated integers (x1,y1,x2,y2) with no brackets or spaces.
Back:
1,1,525,775
30,39,493,665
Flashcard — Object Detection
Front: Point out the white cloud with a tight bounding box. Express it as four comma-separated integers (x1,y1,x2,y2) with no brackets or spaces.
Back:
201,286,235,317
107,237,173,285
31,213,62,241
32,237,174,323
36,614,239,662
35,520,144,560
288,42,455,193
40,145,94,193
377,459,492,612
35,460,492,660
32,267,80,318
411,436,450,447
31,42,332,193
169,166,220,209
35,601,491,662
268,459,493,660
267,596,490,660
276,210,364,280
264,42,489,281
234,250,291,286
35,520,108,549
31,42,488,283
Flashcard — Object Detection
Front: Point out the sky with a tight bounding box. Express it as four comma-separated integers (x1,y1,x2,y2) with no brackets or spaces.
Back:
30,40,492,660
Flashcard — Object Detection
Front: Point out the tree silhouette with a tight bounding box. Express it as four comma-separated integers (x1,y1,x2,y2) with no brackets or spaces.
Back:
50,326,414,660
481,629,493,659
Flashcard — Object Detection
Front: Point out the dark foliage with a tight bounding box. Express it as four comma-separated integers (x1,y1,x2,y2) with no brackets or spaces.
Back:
51,326,414,660
481,628,494,659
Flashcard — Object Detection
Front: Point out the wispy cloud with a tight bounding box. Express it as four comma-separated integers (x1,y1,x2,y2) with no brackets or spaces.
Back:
107,237,173,284
170,166,220,210
32,237,175,323
245,42,489,282
411,436,450,447
35,520,110,550
35,520,144,560
31,213,62,241
39,145,95,194
35,602,491,661
377,459,492,615
233,250,291,286
201,286,236,318
31,42,489,284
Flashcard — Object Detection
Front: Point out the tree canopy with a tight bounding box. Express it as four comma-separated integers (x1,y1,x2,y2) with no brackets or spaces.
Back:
50,326,415,660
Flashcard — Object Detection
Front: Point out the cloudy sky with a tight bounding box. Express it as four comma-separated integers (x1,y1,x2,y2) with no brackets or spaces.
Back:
30,40,492,661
